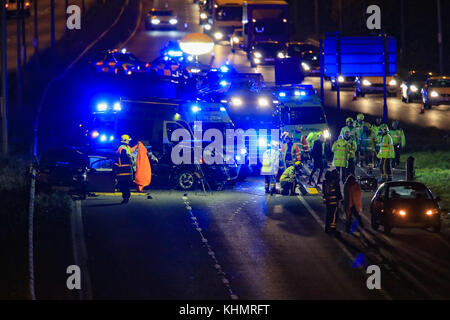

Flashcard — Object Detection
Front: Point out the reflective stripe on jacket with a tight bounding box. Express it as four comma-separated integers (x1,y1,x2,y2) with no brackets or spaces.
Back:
377,134,395,159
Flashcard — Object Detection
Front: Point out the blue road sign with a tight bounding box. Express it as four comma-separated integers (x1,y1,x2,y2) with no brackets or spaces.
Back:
324,36,396,76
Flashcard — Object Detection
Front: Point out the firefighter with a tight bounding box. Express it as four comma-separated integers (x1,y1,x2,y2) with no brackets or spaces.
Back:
332,133,350,184
114,134,138,204
345,130,357,177
261,140,281,195
377,124,395,182
322,170,342,234
372,118,383,166
308,134,326,185
390,120,406,168
339,117,357,141
280,161,303,196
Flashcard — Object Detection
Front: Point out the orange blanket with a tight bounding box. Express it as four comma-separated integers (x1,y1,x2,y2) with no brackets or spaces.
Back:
134,142,151,192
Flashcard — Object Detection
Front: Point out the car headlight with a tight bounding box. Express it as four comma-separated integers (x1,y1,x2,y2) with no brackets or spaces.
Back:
257,97,270,107
190,68,201,73
431,91,439,97
363,79,372,86
214,32,223,40
100,134,107,142
277,52,285,59
253,58,261,64
200,12,207,20
231,97,243,107
410,85,418,92
232,36,239,44
323,129,331,139
393,209,407,216
169,18,178,25
113,102,121,111
151,18,160,24
338,76,344,83
425,208,439,215
204,23,212,31
301,62,310,71
96,102,108,112
253,51,262,58
389,79,397,86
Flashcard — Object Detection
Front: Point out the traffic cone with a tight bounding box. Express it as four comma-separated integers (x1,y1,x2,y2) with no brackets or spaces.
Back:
420,101,425,114
352,88,358,101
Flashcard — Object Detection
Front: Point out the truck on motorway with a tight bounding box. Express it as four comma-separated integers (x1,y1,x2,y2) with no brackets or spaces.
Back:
208,0,244,42
241,0,289,58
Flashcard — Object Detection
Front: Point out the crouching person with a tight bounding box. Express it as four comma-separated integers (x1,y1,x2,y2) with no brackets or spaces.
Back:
280,161,302,196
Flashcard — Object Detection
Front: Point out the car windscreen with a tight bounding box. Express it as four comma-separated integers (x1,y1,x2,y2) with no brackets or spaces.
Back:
281,107,326,125
429,79,450,87
255,42,283,53
409,74,428,82
152,10,173,16
114,53,139,63
215,6,242,21
388,185,432,200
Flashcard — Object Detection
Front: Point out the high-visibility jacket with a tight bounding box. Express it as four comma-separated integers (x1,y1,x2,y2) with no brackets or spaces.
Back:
377,134,395,159
118,144,137,158
281,142,301,169
371,125,382,145
306,132,320,150
261,149,281,175
332,138,350,168
360,131,376,152
280,165,296,187
390,129,406,147
339,126,357,141
114,153,133,183
346,138,357,159
355,121,370,140
322,179,342,206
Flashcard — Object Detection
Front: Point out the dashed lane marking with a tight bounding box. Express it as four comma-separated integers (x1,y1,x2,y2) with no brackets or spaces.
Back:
182,195,239,300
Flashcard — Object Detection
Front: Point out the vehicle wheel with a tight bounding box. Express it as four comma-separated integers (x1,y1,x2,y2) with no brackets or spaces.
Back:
175,171,197,190
371,214,379,230
384,222,392,235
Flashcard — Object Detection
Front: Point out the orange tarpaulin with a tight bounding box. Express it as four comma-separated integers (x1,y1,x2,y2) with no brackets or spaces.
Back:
134,142,151,192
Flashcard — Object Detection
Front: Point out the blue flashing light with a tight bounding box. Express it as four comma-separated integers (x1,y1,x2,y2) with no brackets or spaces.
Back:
100,134,107,142
220,65,229,73
96,102,108,112
220,107,226,112
278,92,286,97
191,105,201,113
113,102,121,111
168,50,183,57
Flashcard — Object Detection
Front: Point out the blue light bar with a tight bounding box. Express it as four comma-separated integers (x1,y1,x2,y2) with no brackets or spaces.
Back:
220,65,229,73
113,102,121,111
96,103,108,112
168,50,183,57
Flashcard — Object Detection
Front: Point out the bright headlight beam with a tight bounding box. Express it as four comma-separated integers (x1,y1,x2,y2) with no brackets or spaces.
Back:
214,32,223,40
253,51,262,58
363,79,372,86
431,91,439,97
96,103,108,112
258,97,270,107
151,18,160,24
302,62,310,71
169,18,178,25
231,97,243,106
113,102,121,111
410,85,418,92
389,79,397,86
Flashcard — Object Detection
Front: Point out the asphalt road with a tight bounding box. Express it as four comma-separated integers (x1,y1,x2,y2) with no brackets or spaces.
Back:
34,0,450,299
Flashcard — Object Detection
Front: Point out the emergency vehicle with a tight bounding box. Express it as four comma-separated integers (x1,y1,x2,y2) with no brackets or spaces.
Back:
207,0,244,42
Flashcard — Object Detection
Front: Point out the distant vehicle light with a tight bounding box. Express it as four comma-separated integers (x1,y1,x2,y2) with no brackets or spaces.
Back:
323,129,331,139
190,68,201,73
362,79,372,86
302,62,310,71
151,18,160,24
96,103,108,112
191,105,201,113
410,85,418,92
220,65,229,73
279,92,286,97
231,97,243,107
232,36,239,44
338,76,344,83
399,210,407,216
426,209,438,215
110,135,114,141
121,48,127,53
127,70,132,75
253,51,262,58
168,50,183,57
389,79,397,86
294,90,301,96
100,134,107,142
220,80,228,87
214,32,223,40
220,99,228,103
431,91,439,97
282,18,287,23
187,55,194,61
258,137,267,147
200,12,208,20
169,18,178,25
113,102,121,111
204,24,212,31
91,131,99,138
257,97,270,107
277,52,285,59
220,107,226,112
253,58,261,64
